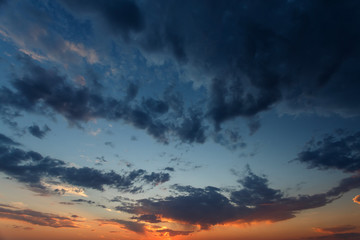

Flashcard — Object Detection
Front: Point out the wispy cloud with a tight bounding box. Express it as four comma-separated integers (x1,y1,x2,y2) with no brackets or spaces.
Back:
0,203,79,228
0,133,170,194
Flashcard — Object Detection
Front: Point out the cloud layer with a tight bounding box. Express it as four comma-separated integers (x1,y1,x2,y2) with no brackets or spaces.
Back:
0,133,170,194
114,168,360,229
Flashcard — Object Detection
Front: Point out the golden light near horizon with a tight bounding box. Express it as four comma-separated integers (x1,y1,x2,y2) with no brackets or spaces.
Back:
1,0,360,240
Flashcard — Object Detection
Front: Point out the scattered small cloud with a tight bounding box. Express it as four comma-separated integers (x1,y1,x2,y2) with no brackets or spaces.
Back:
104,141,114,148
27,124,51,139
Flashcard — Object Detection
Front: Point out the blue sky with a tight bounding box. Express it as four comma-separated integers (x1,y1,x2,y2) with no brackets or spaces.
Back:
0,1,360,240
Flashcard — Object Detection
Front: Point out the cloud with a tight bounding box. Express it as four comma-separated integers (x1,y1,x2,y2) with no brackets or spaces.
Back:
98,219,145,234
0,57,207,144
300,233,360,240
104,142,114,148
0,133,170,194
0,203,78,228
125,83,139,102
0,1,99,65
353,195,360,205
62,0,360,129
27,124,51,139
115,168,360,229
12,225,34,231
61,0,144,39
2,0,360,148
313,225,357,234
156,229,194,237
164,167,174,172
131,214,161,223
295,131,360,172
0,133,20,146
69,199,107,209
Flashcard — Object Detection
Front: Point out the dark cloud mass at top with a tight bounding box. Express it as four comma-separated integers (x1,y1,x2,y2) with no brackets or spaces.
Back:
101,0,360,122
56,0,360,136
0,0,359,144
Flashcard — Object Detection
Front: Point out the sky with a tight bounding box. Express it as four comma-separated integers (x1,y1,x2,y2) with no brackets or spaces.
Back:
0,0,360,239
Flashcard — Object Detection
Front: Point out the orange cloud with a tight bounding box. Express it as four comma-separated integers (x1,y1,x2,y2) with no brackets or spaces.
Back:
353,195,360,204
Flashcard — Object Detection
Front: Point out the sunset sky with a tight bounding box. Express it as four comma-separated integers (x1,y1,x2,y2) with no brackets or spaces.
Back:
0,0,360,239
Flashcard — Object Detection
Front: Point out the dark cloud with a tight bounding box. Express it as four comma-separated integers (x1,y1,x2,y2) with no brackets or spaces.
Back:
0,57,207,144
98,219,145,234
104,141,114,148
300,233,360,240
131,214,161,223
143,98,169,115
175,110,206,144
295,131,360,172
115,169,360,229
144,0,360,119
247,117,261,136
209,77,279,129
0,133,170,194
125,82,139,102
0,133,20,146
70,199,108,209
61,0,144,39
59,202,75,206
95,156,107,166
28,124,51,139
0,204,78,228
62,0,360,129
156,229,193,236
213,129,246,151
72,199,95,204
12,225,33,231
164,167,175,172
